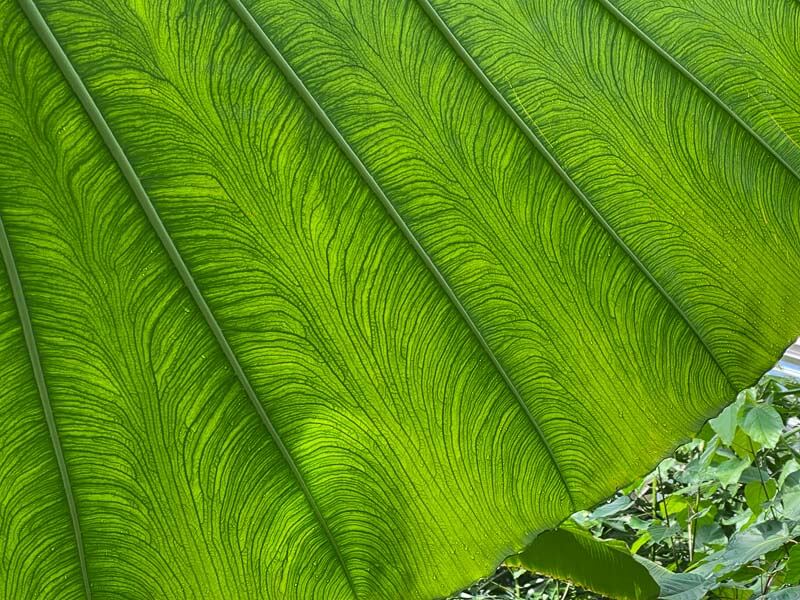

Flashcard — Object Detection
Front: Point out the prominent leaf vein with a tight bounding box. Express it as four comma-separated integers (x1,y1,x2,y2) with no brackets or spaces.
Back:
596,0,800,183
225,0,577,511
414,0,737,393
18,2,359,597
0,216,92,599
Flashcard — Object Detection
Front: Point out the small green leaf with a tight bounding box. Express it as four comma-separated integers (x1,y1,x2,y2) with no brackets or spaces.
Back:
628,516,651,531
590,495,634,520
710,396,744,445
648,523,681,543
679,439,719,484
630,531,652,554
741,404,783,449
740,388,759,407
506,524,659,600
723,564,761,584
739,466,772,484
712,586,753,600
731,428,760,460
696,423,716,442
714,457,751,487
661,496,691,525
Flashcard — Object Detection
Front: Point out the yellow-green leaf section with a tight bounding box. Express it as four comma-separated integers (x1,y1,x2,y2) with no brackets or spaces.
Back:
0,0,797,599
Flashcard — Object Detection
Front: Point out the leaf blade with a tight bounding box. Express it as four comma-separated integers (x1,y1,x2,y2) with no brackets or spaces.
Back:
741,404,783,449
1,0,799,598
607,0,800,176
238,0,736,513
506,525,659,600
424,0,800,386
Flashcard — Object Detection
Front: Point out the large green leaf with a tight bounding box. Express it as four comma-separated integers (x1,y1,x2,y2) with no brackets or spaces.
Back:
633,557,716,600
506,523,659,600
0,0,798,598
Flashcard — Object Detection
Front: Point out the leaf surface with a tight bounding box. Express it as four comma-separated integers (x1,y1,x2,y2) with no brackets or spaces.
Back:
634,557,716,600
506,524,659,600
742,404,784,449
0,0,799,598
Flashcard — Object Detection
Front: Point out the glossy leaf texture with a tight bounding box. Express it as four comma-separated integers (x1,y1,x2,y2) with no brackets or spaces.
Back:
0,0,798,598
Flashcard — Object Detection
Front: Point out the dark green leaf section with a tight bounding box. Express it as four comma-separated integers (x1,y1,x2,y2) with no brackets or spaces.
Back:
506,524,659,600
607,0,800,177
425,0,800,385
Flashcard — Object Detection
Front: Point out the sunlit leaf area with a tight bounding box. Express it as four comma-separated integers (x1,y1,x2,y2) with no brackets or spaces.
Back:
1,1,798,598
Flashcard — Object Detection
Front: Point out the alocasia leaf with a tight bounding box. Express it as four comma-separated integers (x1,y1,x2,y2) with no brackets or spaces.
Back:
0,0,799,598
693,521,791,578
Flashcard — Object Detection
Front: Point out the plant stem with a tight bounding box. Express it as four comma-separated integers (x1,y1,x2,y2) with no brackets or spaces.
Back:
750,439,779,521
656,467,680,566
559,582,571,600
781,425,800,440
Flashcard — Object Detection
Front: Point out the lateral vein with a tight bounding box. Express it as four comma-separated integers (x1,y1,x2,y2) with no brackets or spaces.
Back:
0,215,92,599
18,1,358,597
596,0,800,183
224,0,577,510
415,0,738,394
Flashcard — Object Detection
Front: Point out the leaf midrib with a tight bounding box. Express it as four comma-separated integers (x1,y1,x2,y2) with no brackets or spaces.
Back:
0,216,92,599
414,0,739,392
18,1,359,597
